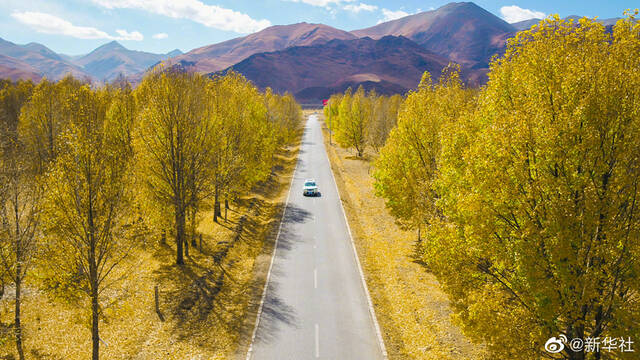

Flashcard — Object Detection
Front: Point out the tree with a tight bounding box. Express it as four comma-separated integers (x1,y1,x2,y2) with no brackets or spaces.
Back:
323,93,342,145
19,76,85,174
334,86,369,157
374,68,475,231
207,72,275,223
0,80,35,360
424,15,640,359
41,84,134,360
265,88,303,147
135,71,211,264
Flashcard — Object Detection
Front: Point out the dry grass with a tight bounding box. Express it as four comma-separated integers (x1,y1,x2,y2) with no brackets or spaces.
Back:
0,138,301,360
320,117,486,360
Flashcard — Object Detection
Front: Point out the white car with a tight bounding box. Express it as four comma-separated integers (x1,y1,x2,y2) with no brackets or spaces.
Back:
303,179,319,196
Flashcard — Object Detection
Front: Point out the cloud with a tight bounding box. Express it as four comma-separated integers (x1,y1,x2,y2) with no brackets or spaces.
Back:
11,11,143,40
152,32,168,39
378,8,410,23
500,5,546,23
91,0,271,33
287,0,350,7
115,29,143,40
343,3,377,13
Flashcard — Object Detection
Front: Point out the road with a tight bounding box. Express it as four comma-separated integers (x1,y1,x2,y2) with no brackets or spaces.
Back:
246,114,386,360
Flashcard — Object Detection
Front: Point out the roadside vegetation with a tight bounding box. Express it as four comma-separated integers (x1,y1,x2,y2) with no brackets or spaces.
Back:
0,71,302,359
326,15,640,360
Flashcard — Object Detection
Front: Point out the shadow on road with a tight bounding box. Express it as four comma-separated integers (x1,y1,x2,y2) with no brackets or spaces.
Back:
253,279,299,345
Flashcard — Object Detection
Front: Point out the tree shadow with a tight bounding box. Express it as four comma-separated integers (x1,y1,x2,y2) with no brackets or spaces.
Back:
144,133,305,355
252,279,298,345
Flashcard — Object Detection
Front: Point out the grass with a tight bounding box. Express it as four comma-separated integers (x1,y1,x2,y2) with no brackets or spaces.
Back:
320,116,487,360
0,136,301,359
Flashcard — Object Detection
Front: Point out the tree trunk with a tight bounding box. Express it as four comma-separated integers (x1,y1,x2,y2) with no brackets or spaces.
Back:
91,284,100,360
184,237,189,257
190,207,197,247
15,275,24,360
214,188,221,223
176,210,185,265
14,192,24,360
225,199,228,222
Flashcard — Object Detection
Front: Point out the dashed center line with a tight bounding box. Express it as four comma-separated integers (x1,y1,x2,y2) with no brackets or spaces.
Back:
315,323,320,358
314,268,318,289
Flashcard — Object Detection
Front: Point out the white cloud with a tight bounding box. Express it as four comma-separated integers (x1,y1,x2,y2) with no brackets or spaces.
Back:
91,0,271,33
11,11,143,40
500,5,546,23
152,32,168,39
343,3,377,13
115,29,143,40
287,0,351,7
378,8,410,23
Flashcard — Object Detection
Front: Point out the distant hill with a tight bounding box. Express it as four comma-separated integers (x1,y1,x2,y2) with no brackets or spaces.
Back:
0,54,41,82
0,37,89,80
512,16,623,31
511,18,543,31
219,36,453,103
166,22,357,73
74,41,175,81
352,2,516,71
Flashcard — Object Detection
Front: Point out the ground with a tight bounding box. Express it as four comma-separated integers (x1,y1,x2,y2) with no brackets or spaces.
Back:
321,116,487,360
0,134,301,360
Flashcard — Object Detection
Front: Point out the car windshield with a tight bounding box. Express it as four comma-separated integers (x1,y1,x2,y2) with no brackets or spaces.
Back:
304,182,316,187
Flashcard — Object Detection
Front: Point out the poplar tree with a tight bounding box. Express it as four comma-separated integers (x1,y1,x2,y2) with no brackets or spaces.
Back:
42,85,134,360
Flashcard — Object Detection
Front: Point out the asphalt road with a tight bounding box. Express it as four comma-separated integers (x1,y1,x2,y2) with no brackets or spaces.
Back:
247,114,386,360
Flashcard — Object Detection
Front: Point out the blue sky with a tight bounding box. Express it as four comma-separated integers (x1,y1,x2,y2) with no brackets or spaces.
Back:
0,0,637,55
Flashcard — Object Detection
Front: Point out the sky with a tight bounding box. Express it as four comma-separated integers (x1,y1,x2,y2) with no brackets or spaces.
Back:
0,0,637,56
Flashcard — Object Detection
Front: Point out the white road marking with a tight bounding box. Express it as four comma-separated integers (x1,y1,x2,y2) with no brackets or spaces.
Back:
246,147,300,360
314,268,318,289
321,116,389,359
315,323,320,358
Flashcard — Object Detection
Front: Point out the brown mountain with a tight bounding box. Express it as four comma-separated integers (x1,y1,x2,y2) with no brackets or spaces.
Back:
74,41,174,81
219,36,452,103
352,2,516,72
0,54,41,82
167,22,357,73
0,37,89,80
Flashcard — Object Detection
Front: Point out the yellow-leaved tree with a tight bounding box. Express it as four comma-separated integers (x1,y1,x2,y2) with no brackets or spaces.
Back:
334,86,370,157
374,67,476,232
135,71,212,264
0,79,35,360
207,72,276,222
424,15,640,359
41,85,135,360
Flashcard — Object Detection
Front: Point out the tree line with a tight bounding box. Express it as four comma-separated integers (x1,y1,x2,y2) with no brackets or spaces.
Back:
330,15,640,359
324,87,402,157
0,71,302,359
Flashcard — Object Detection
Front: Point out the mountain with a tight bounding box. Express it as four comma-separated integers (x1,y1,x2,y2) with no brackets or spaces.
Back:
167,22,357,73
0,37,89,80
220,36,453,103
74,41,174,81
513,16,623,31
0,54,41,82
511,18,543,31
352,2,516,71
166,49,183,57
